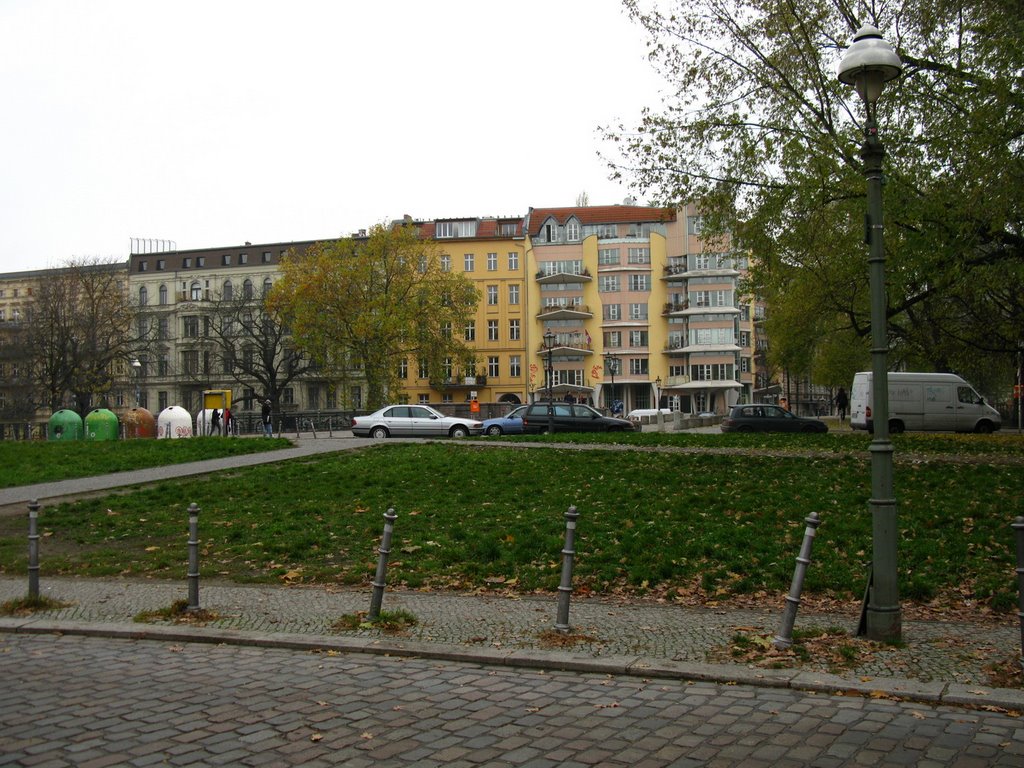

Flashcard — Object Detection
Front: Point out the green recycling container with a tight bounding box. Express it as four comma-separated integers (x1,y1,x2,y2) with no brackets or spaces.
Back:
84,408,120,441
48,409,84,441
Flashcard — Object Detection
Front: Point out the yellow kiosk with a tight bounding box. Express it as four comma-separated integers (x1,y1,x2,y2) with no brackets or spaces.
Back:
200,389,233,436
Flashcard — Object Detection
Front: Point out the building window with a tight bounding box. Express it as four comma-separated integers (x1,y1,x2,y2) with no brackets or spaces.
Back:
544,221,558,243
508,284,520,305
262,278,272,296
630,330,649,347
307,385,320,409
487,320,499,341
487,285,498,305
566,220,580,241
442,322,452,339
488,356,500,377
159,285,168,305
509,319,520,340
464,321,476,342
282,387,294,405
263,251,272,263
239,253,248,264
399,358,408,379
598,248,620,265
156,259,166,270
183,316,199,338
158,353,169,376
687,215,704,235
138,261,148,272
604,331,622,348
183,258,192,268
436,221,454,238
629,303,648,320
158,318,169,339
222,254,231,266
599,275,620,292
182,350,199,374
138,286,148,306
158,391,168,411
603,304,621,321
197,257,206,267
464,253,474,272
190,282,202,300
419,359,429,379
509,355,521,377
243,279,254,299
628,247,651,264
487,252,497,271
223,280,233,300
508,251,519,271
440,254,451,272
630,358,649,375
628,274,650,291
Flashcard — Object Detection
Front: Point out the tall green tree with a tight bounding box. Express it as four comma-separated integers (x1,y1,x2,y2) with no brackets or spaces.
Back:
605,0,1023,393
269,223,479,410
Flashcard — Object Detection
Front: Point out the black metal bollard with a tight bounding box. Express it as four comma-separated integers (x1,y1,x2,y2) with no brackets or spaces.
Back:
1013,516,1024,673
773,512,821,650
28,499,41,599
368,508,398,621
187,503,201,611
554,505,580,634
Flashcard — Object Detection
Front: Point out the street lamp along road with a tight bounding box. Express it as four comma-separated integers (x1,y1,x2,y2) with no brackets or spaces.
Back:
603,351,620,416
543,329,556,434
130,358,142,408
838,23,903,644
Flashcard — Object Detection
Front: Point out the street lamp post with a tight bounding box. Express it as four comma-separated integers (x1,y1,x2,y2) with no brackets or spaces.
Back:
604,352,620,416
838,23,904,643
544,330,556,434
131,358,142,407
655,375,664,432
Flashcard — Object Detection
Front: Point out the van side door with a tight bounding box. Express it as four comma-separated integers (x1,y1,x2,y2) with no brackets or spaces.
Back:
922,383,957,431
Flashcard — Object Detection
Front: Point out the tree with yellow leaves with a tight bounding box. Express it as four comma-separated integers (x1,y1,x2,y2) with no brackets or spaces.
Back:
269,222,478,410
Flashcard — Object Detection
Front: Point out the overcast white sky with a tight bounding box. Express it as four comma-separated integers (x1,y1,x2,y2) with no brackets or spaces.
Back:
0,0,666,273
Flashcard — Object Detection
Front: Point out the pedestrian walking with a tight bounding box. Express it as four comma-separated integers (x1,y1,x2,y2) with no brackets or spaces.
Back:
261,399,273,437
835,387,849,422
210,408,222,436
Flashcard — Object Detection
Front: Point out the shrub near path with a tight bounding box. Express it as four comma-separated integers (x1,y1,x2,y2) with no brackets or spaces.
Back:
1,434,1021,613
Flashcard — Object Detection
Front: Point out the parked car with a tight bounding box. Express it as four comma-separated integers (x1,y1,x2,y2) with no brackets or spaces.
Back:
720,404,828,433
626,408,674,424
481,405,528,436
351,405,483,439
520,402,636,434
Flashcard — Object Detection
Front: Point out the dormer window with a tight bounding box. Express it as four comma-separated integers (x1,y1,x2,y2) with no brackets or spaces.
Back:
543,220,559,243
565,219,581,242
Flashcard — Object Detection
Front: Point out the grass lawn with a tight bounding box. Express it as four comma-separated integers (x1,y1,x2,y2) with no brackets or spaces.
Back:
0,437,293,488
1,433,1021,611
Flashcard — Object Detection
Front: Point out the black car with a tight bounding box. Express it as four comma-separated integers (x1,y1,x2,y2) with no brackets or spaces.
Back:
520,403,636,434
720,404,828,433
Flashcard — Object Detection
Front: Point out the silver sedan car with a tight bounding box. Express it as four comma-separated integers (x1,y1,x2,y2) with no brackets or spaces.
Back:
351,404,483,439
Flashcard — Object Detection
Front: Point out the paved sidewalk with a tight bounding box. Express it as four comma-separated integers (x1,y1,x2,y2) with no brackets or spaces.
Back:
2,575,1022,714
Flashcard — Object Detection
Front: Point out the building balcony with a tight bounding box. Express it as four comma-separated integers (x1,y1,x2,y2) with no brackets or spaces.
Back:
429,375,487,389
662,343,741,355
535,269,592,285
537,304,593,321
537,341,594,359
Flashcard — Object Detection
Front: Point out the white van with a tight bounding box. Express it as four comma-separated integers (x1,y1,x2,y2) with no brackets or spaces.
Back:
850,372,1001,434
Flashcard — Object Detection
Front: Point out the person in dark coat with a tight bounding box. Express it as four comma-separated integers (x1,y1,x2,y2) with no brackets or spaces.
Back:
835,387,849,422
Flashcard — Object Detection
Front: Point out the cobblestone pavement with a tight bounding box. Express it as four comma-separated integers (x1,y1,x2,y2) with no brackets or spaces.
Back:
1,632,1023,768
2,576,1023,714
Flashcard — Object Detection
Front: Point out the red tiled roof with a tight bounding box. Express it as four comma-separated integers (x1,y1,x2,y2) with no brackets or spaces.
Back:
525,205,677,236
